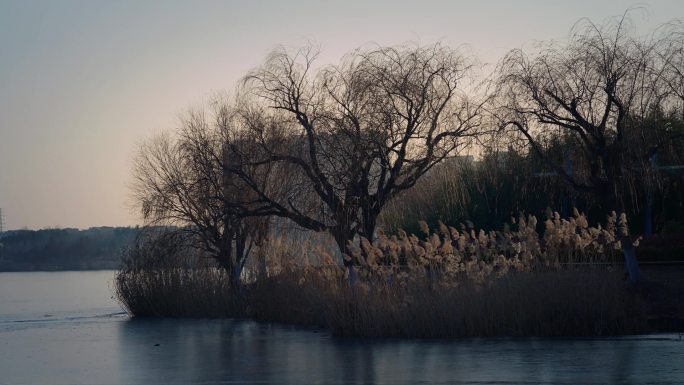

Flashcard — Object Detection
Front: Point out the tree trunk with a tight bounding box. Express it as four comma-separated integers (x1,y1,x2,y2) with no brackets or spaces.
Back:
234,232,246,286
620,234,641,284
599,182,642,285
216,251,245,293
215,236,245,291
332,226,358,286
216,229,234,270
360,209,378,244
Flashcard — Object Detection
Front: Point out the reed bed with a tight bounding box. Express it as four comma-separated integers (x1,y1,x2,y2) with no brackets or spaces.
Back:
115,211,650,337
271,268,648,337
115,268,244,317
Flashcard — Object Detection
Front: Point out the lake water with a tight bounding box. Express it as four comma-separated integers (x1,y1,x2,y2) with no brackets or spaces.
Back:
0,271,683,385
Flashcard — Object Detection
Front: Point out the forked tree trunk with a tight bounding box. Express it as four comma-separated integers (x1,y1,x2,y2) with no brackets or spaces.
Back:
332,227,358,286
620,234,641,284
600,183,642,285
215,242,244,291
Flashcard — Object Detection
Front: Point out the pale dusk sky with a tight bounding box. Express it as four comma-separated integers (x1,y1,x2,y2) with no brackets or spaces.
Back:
0,0,680,230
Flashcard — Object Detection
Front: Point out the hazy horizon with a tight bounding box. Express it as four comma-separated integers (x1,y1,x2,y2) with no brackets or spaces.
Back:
0,0,680,230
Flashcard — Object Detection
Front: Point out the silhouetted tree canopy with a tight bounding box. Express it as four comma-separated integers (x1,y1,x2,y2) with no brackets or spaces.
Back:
131,102,272,285
493,14,684,282
226,43,486,261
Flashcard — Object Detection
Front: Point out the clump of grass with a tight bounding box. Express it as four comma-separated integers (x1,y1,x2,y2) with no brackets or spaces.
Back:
114,230,244,317
248,267,339,327
115,268,243,317
116,264,649,336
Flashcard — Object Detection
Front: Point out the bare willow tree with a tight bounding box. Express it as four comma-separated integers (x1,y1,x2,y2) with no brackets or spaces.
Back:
662,21,684,108
227,43,484,264
132,102,272,287
494,14,684,283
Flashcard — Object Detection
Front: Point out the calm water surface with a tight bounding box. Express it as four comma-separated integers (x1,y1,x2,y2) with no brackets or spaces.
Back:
0,271,683,385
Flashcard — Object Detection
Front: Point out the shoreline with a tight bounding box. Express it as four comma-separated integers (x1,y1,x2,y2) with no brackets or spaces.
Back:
115,265,684,338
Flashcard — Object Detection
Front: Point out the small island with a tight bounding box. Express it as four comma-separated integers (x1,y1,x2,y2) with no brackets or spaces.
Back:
114,13,684,338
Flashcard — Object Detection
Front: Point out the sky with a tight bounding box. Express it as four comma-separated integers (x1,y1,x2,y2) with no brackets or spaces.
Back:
0,0,680,230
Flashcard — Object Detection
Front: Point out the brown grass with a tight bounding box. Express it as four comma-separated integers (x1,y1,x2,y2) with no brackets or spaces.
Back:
115,268,244,317
115,265,649,337
246,266,649,338
114,211,650,337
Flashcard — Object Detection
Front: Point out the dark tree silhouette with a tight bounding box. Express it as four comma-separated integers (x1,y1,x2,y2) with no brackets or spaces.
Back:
227,44,485,264
131,102,272,286
494,14,684,283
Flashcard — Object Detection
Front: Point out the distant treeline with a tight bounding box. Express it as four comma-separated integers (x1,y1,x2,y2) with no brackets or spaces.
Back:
382,140,684,237
0,227,140,271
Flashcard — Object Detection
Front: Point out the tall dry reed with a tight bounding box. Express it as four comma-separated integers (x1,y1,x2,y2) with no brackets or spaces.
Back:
115,268,243,317
115,210,650,336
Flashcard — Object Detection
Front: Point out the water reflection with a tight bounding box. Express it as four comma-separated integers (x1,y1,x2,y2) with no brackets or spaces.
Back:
1,314,681,385
117,319,683,385
3,271,682,385
118,319,375,384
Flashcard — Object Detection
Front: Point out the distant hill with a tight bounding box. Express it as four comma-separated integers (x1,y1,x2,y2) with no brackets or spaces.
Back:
0,227,140,271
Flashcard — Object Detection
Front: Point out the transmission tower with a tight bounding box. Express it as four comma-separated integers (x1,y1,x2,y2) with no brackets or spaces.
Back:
0,208,4,262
